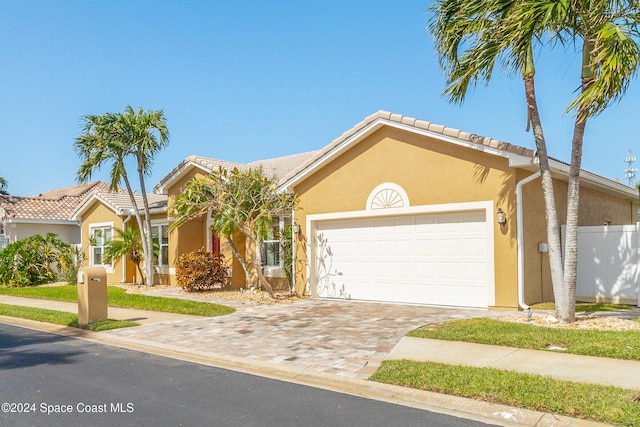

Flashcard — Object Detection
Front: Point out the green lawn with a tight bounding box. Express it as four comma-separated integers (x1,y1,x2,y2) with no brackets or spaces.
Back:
407,317,640,360
0,285,235,317
372,306,640,426
0,303,138,331
371,360,640,427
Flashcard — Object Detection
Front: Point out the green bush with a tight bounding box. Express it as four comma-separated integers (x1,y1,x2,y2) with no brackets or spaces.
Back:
175,247,228,291
0,233,76,287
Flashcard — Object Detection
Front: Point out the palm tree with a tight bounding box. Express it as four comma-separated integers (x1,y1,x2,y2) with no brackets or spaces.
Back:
103,227,145,285
75,106,169,286
429,0,640,322
0,176,8,195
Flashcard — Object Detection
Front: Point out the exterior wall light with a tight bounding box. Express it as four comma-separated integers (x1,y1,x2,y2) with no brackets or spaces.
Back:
292,222,300,235
496,208,507,225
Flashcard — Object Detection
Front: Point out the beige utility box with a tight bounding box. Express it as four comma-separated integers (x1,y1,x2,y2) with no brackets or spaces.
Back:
77,266,108,325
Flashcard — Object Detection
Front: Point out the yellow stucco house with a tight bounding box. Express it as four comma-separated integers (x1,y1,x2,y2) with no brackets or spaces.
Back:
278,111,639,310
69,111,638,310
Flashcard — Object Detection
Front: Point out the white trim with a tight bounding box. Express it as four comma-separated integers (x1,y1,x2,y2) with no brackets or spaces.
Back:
155,161,212,194
88,222,115,274
71,194,119,221
306,200,496,307
2,218,80,226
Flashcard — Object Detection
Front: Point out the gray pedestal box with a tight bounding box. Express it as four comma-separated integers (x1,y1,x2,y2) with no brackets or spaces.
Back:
77,266,108,325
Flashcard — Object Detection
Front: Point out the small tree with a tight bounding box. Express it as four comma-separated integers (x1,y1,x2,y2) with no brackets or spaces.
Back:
102,227,145,285
171,166,298,298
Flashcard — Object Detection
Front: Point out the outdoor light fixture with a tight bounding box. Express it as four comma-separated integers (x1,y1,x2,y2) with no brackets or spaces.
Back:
496,208,507,225
292,222,300,235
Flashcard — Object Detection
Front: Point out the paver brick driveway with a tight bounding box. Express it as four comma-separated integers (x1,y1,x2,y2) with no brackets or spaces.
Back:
102,291,495,379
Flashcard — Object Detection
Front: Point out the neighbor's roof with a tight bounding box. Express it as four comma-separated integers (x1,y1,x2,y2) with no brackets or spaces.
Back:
154,151,319,194
0,181,112,222
71,189,168,220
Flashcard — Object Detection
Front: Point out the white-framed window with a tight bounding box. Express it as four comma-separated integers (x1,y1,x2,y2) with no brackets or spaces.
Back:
89,223,113,267
260,216,291,271
262,220,281,268
151,223,169,267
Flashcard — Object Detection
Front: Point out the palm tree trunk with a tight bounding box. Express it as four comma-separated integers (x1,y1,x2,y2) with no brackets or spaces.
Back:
120,172,149,286
137,155,155,287
560,120,584,323
559,40,595,323
523,73,564,312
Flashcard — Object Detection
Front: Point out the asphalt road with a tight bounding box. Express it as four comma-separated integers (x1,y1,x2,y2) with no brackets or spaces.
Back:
0,323,495,427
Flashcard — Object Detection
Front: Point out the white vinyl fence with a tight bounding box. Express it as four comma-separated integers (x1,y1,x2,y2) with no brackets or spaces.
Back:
575,224,639,306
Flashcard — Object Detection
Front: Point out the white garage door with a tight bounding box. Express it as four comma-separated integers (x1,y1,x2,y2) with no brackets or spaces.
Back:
313,210,489,307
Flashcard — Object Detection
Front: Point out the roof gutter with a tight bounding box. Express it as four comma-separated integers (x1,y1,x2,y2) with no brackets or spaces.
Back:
516,171,540,311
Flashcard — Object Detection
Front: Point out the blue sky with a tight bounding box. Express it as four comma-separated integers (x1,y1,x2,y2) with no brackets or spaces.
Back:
1,1,639,196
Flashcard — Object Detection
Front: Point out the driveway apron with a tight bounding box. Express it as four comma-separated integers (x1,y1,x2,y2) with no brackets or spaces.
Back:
100,291,492,379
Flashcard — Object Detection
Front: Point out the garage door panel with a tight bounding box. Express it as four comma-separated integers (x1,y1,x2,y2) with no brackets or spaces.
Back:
314,209,489,308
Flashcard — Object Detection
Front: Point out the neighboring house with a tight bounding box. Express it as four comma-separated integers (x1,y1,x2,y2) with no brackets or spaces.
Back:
278,111,639,310
71,190,168,285
0,181,111,251
154,152,318,289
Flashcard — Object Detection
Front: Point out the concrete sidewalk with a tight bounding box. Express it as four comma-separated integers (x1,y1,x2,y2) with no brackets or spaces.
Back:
388,336,640,389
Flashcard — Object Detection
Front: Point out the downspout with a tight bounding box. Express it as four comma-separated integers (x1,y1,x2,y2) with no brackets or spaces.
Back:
121,215,132,283
291,208,296,294
516,172,540,310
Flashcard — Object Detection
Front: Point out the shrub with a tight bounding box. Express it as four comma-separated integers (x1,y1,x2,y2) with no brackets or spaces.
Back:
175,247,228,291
0,233,75,286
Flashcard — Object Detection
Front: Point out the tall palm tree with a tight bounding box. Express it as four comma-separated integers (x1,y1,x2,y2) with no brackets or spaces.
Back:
0,176,8,195
429,0,640,322
75,106,169,286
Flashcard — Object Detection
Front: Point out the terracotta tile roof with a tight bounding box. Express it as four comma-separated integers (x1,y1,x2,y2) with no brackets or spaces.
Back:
95,189,168,213
155,152,319,193
0,181,112,221
249,151,319,179
280,110,537,186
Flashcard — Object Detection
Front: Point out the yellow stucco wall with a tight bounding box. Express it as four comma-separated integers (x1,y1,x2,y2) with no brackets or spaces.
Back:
79,200,170,285
292,126,520,309
165,167,247,288
78,202,133,284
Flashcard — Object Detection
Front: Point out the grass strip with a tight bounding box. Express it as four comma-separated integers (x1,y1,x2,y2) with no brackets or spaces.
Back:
0,303,138,331
0,285,235,317
408,318,640,360
371,360,640,427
